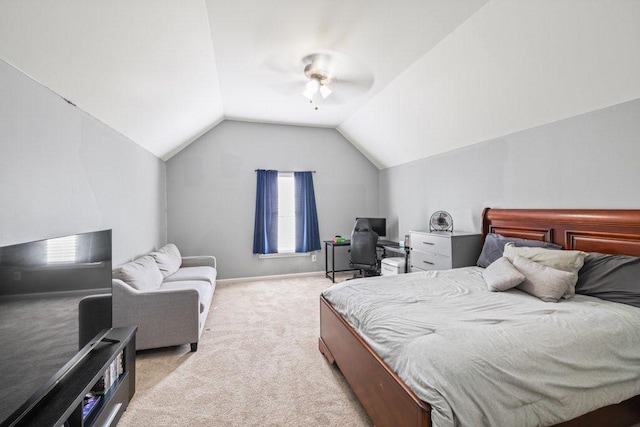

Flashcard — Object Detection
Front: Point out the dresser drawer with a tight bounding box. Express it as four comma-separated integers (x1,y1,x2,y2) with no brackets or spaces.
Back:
411,250,452,271
411,232,451,256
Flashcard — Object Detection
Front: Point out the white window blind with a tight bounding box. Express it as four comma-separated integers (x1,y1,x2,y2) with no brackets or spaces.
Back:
46,235,78,264
277,173,295,253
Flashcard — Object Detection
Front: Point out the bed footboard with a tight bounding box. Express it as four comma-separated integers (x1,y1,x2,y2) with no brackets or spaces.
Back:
319,296,430,427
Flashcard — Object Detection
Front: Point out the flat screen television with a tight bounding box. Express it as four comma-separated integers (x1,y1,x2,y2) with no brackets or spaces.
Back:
0,230,112,426
355,217,386,238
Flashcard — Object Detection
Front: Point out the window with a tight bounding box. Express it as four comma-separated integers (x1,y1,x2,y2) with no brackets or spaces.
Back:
253,169,321,255
277,173,295,253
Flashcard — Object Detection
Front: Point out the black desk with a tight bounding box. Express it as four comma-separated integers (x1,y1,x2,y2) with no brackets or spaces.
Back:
324,240,355,283
324,240,409,282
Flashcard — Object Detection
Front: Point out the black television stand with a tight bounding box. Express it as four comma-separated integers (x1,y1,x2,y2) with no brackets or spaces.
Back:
15,327,136,427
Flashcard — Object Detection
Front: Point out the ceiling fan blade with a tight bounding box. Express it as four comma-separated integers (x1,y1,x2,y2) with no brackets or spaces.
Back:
330,77,374,90
326,78,374,100
259,54,303,77
267,81,306,97
328,60,373,81
257,53,307,96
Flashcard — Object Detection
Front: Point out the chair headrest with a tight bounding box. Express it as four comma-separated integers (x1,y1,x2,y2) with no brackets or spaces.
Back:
353,218,372,232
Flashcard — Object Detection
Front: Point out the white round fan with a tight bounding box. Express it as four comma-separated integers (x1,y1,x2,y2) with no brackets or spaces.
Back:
429,211,453,232
259,48,374,106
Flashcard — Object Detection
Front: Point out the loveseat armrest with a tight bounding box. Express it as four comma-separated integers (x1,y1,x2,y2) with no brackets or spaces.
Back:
181,255,216,269
112,279,200,350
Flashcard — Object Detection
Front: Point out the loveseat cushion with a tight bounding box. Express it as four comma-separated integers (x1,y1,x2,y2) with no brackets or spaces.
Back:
161,280,214,314
113,255,163,291
149,243,182,278
164,266,217,286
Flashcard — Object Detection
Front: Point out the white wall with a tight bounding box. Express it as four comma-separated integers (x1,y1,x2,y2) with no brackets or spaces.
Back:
0,60,166,266
380,99,640,241
166,120,379,279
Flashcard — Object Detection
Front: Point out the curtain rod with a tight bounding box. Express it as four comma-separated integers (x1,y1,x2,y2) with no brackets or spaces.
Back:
254,169,316,173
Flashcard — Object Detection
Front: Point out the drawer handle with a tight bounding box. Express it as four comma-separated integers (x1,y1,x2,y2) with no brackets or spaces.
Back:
422,241,435,245
104,402,123,426
422,260,434,265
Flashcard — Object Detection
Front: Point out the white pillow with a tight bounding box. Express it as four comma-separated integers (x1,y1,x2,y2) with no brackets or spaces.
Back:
113,255,163,291
483,257,525,292
149,243,182,278
503,243,586,297
512,255,576,302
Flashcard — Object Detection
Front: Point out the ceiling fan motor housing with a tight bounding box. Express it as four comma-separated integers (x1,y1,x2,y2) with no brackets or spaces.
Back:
304,63,329,82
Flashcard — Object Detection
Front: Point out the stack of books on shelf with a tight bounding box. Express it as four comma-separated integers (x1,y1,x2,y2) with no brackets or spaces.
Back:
82,352,124,419
102,351,124,393
82,393,100,418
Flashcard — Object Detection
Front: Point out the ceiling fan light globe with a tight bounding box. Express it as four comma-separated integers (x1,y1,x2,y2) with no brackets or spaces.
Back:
305,79,319,93
302,89,315,100
319,84,332,99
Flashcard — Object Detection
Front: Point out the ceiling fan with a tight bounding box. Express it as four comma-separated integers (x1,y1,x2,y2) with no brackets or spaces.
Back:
260,48,375,108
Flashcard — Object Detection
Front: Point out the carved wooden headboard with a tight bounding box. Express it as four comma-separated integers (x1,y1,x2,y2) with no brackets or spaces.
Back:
482,208,640,257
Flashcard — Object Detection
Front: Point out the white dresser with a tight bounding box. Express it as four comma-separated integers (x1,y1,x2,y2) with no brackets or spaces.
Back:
409,231,482,272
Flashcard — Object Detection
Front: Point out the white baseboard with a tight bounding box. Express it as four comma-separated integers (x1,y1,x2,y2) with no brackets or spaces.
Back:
216,270,325,285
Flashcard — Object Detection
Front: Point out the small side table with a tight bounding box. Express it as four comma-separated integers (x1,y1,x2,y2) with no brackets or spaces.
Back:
324,240,358,282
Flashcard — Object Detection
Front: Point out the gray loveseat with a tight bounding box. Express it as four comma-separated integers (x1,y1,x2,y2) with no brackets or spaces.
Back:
112,244,216,351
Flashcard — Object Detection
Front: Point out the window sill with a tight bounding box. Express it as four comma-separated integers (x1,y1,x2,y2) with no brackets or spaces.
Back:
258,252,311,259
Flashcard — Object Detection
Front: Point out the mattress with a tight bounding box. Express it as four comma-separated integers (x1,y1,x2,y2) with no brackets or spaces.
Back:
322,267,640,427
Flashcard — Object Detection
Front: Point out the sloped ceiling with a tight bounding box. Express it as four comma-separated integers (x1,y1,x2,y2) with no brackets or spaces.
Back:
1,0,639,169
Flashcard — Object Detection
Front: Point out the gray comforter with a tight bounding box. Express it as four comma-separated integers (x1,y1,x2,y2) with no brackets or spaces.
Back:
322,267,640,427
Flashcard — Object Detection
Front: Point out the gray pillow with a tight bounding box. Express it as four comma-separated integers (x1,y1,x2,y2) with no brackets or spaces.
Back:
113,255,163,291
576,253,640,308
503,243,585,298
512,255,575,303
483,257,525,292
476,233,562,268
149,243,182,278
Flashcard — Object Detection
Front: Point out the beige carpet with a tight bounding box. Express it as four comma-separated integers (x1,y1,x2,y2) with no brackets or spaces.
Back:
118,273,372,426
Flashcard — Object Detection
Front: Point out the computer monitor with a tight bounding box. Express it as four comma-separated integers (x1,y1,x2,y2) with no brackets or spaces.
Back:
356,217,386,238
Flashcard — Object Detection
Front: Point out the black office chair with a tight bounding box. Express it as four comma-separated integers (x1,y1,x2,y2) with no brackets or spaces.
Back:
349,218,379,278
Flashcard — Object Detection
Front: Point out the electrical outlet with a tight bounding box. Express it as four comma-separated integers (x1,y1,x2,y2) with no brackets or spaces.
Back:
311,254,317,262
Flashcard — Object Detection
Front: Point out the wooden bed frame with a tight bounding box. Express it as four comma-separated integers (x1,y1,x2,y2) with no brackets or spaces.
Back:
319,208,640,427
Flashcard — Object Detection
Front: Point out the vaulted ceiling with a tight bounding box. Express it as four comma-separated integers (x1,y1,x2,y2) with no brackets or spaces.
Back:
1,1,639,169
